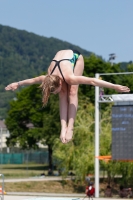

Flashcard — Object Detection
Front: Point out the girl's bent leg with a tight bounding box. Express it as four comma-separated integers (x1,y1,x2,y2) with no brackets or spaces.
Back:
65,85,78,143
59,83,68,143
65,55,84,143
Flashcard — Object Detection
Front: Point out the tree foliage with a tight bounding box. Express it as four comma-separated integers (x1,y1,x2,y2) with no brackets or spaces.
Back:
5,83,61,167
5,84,43,149
80,54,133,104
53,98,95,181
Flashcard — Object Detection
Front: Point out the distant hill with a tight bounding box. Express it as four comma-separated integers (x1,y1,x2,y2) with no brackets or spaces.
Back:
120,61,133,70
0,24,92,118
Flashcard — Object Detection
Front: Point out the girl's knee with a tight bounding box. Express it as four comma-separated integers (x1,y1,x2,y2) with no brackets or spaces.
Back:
69,86,78,97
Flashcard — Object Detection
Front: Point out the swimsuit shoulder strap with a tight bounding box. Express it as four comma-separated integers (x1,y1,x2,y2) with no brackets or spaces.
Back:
51,59,68,83
50,60,58,75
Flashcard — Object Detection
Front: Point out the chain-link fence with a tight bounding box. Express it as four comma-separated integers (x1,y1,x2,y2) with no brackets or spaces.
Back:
0,150,48,164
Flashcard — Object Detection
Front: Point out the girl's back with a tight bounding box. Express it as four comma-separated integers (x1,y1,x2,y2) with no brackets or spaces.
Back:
48,50,75,80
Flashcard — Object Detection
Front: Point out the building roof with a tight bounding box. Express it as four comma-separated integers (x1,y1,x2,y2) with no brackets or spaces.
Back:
0,120,7,128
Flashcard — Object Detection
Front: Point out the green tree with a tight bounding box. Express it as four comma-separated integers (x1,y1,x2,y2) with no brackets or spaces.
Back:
5,84,61,168
53,97,95,181
80,54,130,104
5,85,43,149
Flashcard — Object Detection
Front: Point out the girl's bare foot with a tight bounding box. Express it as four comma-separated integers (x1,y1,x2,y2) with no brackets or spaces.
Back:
65,128,73,143
60,127,67,143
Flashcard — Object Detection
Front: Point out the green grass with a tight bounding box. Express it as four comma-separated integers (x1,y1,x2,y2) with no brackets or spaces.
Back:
0,164,49,178
4,180,85,193
0,164,85,193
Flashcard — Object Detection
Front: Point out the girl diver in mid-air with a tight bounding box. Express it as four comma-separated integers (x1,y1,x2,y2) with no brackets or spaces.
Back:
5,49,130,143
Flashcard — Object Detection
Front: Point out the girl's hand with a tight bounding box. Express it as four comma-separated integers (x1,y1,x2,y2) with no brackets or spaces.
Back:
114,84,130,93
5,82,19,91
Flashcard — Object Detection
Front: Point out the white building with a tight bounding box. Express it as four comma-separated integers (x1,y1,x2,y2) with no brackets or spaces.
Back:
0,120,10,148
0,120,46,149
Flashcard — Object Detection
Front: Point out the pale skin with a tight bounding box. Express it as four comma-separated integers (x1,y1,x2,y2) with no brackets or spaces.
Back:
5,50,130,143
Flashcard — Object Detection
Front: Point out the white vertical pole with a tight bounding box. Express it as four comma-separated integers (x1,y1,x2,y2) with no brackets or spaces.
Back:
95,73,99,197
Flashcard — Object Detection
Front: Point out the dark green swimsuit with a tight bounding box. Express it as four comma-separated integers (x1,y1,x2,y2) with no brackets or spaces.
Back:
50,50,81,82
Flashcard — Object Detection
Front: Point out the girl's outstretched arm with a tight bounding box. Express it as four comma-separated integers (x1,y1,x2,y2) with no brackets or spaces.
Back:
5,75,45,91
68,76,130,93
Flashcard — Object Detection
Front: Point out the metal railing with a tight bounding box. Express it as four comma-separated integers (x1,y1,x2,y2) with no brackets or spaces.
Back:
0,174,4,200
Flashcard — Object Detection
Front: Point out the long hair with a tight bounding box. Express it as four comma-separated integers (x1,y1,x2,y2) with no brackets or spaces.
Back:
39,75,61,106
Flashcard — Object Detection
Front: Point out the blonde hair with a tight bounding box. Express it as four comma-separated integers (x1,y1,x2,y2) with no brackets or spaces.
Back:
39,75,61,106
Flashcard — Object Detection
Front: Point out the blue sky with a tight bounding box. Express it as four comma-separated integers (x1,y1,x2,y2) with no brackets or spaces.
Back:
0,0,133,63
